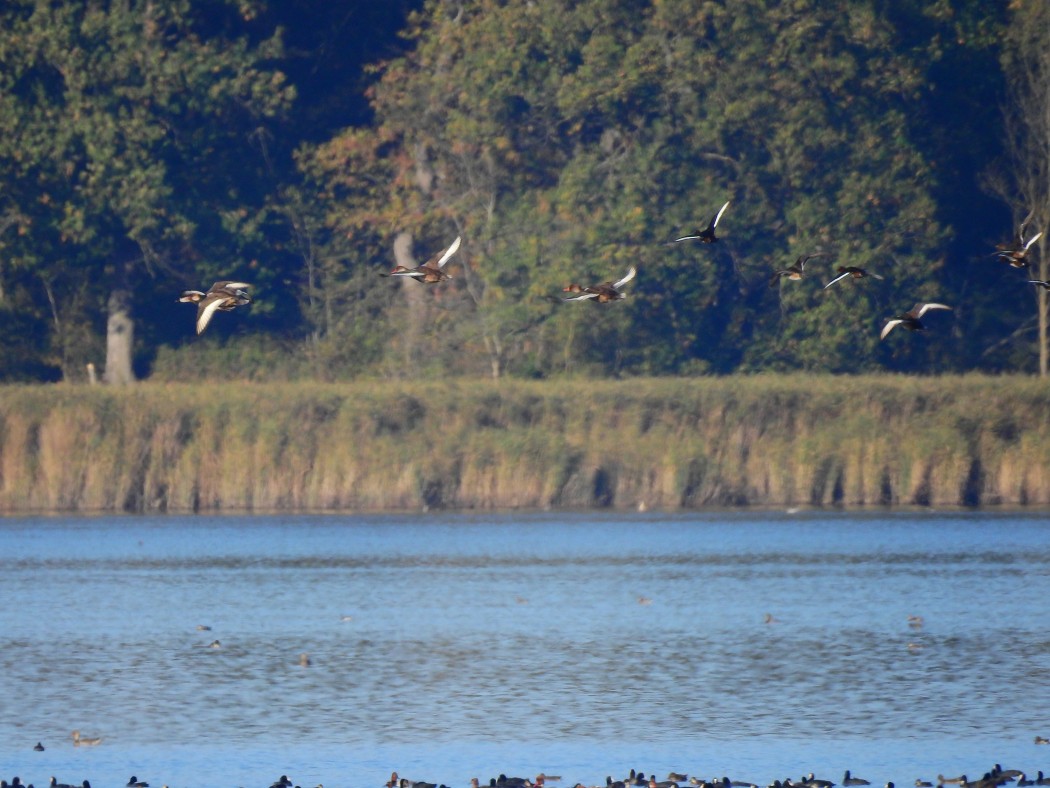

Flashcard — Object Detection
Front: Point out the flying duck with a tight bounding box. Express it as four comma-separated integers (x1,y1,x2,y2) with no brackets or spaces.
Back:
770,253,826,287
179,281,252,335
823,266,884,289
380,236,461,283
996,208,1043,268
674,200,730,244
880,302,952,339
562,266,636,302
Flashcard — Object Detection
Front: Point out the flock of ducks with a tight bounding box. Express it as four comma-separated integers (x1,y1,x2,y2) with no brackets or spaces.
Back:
177,204,1043,341
371,767,1050,788
5,763,1050,788
0,778,147,788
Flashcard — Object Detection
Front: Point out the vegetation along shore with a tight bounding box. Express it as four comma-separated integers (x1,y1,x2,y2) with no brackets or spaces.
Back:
1,376,1047,514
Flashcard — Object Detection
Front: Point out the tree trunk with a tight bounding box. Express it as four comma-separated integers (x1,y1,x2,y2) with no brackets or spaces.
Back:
1040,244,1048,377
392,230,426,372
104,287,135,385
1001,1,1050,375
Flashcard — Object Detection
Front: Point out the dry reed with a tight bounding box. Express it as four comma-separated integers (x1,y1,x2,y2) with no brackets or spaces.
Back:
0,375,1046,512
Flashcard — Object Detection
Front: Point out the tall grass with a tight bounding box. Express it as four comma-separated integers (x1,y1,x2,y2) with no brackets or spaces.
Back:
0,375,1046,512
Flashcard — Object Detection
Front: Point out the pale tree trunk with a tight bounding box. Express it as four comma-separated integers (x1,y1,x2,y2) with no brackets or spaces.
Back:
392,230,427,372
1039,238,1048,377
104,288,135,385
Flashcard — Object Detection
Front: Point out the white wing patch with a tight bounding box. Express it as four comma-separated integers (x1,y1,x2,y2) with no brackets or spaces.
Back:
613,266,637,290
880,319,903,340
915,303,951,318
823,271,851,289
712,200,730,228
437,236,462,269
197,298,226,335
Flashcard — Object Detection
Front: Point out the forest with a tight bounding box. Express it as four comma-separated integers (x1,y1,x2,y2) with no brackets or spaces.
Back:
0,0,1047,383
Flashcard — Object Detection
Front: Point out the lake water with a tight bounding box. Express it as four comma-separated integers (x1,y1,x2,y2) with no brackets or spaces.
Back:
1,511,1049,788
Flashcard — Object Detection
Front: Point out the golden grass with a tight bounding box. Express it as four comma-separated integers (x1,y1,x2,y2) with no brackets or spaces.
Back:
0,374,1046,512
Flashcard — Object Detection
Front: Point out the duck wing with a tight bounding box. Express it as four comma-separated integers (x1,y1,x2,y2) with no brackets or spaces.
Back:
1019,207,1037,241
613,266,636,290
709,200,730,230
196,295,229,335
913,302,951,318
386,268,427,279
210,281,250,294
434,236,462,269
797,252,826,270
880,319,903,340
823,270,852,289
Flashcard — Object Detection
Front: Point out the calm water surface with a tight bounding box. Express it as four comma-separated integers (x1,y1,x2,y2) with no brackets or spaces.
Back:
1,511,1048,788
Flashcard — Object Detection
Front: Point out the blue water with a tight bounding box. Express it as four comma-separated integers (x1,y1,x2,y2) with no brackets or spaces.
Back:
1,511,1049,788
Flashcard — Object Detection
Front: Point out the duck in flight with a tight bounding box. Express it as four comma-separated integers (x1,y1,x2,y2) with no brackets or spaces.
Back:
880,302,952,339
179,281,252,335
562,266,636,302
673,200,730,244
380,235,461,283
823,265,884,289
769,253,825,287
996,208,1043,268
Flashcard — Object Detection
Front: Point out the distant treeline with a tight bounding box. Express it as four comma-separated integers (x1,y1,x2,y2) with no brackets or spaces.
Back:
1,1,1047,384
1,377,1046,513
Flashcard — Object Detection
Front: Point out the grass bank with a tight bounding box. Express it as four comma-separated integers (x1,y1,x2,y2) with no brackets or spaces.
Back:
0,375,1046,513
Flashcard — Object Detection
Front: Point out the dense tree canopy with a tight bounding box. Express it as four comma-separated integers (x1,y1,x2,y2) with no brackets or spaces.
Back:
0,0,1041,381
0,0,294,380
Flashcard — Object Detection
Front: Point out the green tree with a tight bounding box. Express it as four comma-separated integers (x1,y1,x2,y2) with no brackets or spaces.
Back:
0,0,293,382
993,0,1050,376
307,0,955,378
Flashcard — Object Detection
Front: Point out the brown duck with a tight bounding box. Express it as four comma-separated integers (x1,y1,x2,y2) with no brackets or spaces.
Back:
178,281,252,335
996,208,1043,268
563,266,636,302
880,302,952,339
769,253,825,287
380,236,461,283
823,266,884,289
